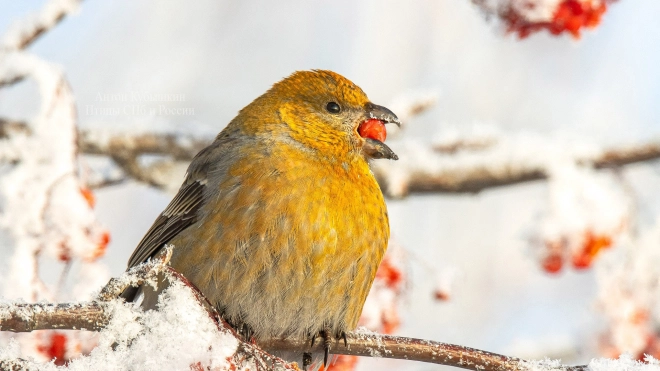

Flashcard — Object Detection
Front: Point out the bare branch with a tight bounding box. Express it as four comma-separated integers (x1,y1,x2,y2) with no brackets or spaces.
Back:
593,142,660,169
80,129,208,189
0,302,107,332
433,137,498,154
106,151,175,189
0,118,31,138
0,75,27,90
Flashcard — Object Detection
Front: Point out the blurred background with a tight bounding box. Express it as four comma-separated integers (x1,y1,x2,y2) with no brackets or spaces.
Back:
1,1,660,370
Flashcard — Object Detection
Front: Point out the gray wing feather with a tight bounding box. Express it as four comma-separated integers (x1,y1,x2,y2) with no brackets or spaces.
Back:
125,133,233,269
125,179,205,268
120,127,245,302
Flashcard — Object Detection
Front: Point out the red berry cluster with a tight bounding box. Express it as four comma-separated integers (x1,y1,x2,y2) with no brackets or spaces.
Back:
541,230,613,274
504,0,609,39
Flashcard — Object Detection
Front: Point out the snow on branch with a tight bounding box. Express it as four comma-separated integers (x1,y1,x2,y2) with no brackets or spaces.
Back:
1,0,82,51
79,126,211,189
0,52,109,301
29,121,653,198
3,255,658,370
0,253,591,371
8,81,658,201
0,251,281,371
0,13,110,361
0,246,167,333
374,133,660,198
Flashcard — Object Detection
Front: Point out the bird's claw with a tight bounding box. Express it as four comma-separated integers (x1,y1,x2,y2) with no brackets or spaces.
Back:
308,329,348,368
322,330,332,367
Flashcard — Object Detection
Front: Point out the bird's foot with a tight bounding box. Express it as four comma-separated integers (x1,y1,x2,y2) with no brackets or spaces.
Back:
309,328,348,368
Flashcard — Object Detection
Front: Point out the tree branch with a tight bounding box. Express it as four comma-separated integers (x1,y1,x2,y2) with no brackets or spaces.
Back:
0,0,83,90
259,335,588,371
84,130,660,197
1,0,83,51
0,246,172,333
78,130,209,161
3,118,660,197
0,300,587,371
0,252,588,371
373,138,660,197
0,302,107,332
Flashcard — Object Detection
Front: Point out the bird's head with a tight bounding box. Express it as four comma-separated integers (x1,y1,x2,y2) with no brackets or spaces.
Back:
241,70,399,161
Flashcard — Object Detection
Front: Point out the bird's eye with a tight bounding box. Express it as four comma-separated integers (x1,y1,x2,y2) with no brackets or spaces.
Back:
326,102,341,114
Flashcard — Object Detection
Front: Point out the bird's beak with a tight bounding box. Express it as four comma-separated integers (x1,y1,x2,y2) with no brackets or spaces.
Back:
365,103,401,127
361,103,399,161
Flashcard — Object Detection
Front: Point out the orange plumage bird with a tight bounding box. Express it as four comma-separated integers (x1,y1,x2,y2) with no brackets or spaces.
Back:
121,70,399,367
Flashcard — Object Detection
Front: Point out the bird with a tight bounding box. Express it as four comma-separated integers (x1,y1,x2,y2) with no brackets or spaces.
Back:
121,70,399,368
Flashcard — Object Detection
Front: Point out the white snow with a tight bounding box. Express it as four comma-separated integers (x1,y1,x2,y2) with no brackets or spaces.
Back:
520,354,660,370
373,130,603,198
1,0,81,49
0,52,109,301
595,220,660,358
531,163,630,268
0,281,243,370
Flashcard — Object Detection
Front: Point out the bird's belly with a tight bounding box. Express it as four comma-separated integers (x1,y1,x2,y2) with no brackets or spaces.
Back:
170,158,388,340
171,211,383,340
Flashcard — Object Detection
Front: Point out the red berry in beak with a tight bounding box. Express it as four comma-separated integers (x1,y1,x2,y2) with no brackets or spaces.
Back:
358,119,387,142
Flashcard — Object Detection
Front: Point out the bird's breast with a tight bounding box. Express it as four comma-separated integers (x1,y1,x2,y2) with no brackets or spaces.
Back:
170,142,389,338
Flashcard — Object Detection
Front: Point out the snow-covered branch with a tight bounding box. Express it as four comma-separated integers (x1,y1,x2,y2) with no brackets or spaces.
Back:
0,255,590,371
374,136,660,198
1,0,82,51
0,302,106,333
0,114,634,196
5,112,660,201
42,124,660,197
79,127,211,188
0,246,171,333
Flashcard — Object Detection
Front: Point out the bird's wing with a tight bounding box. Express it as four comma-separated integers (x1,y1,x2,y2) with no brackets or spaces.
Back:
125,178,205,268
125,136,231,269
